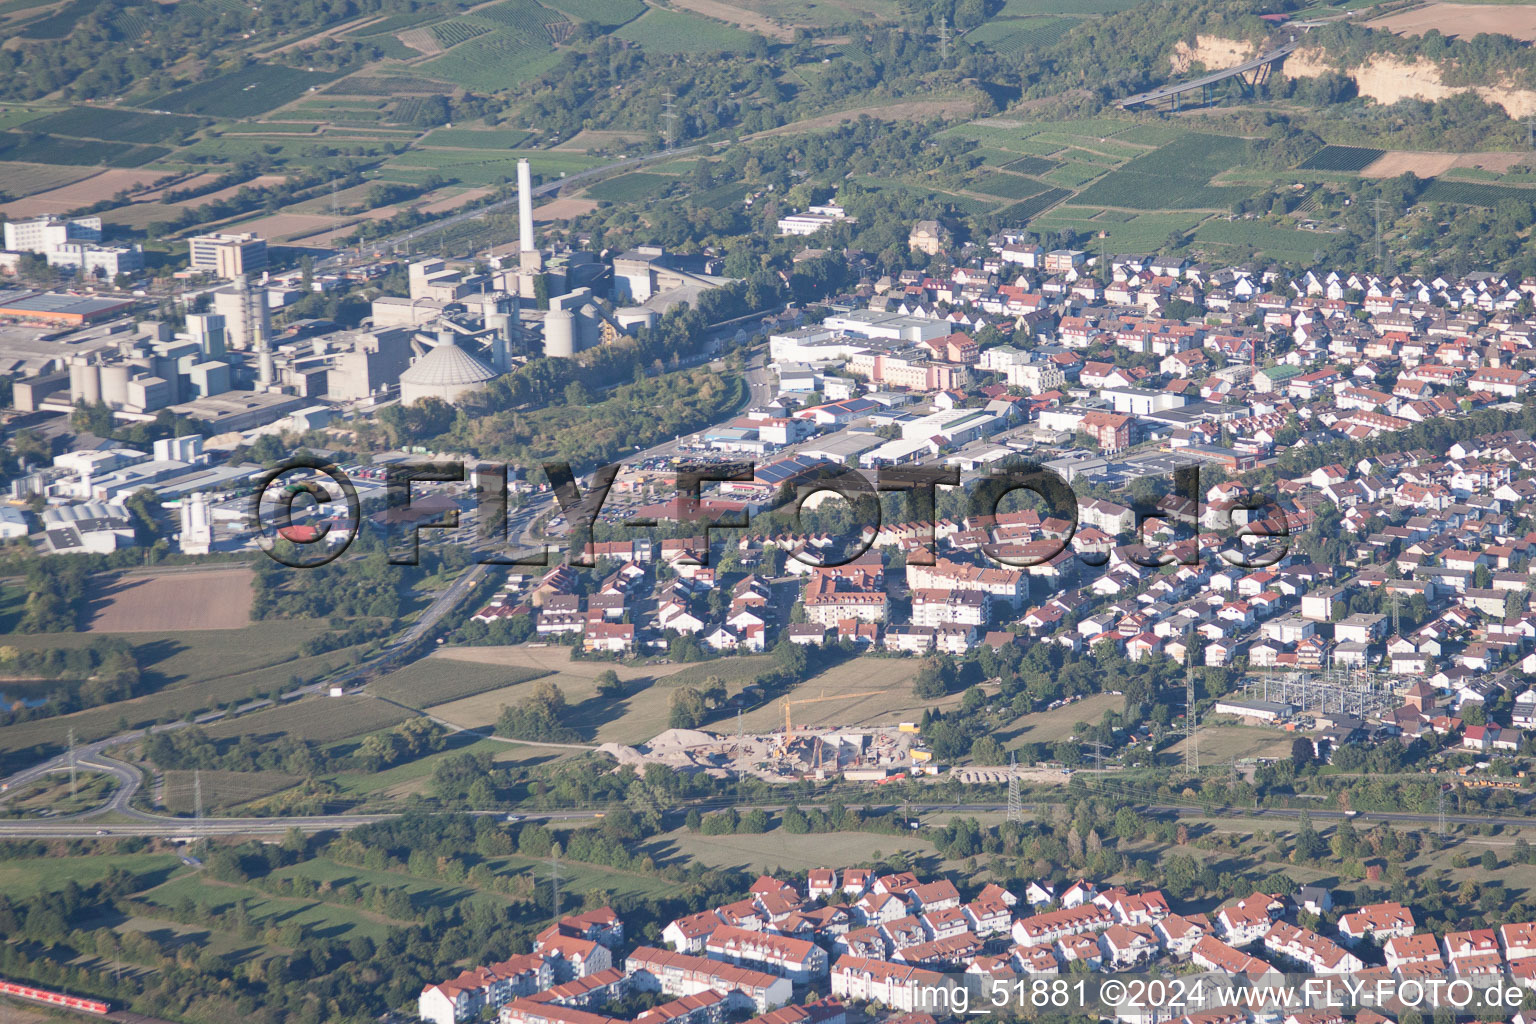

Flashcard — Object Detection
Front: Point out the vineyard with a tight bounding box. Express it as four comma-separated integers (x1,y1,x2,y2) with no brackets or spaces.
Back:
968,15,1073,55
1297,145,1385,172
430,19,493,47
968,172,1050,199
149,65,341,118
541,0,644,26
586,172,673,202
27,107,203,144
997,186,1071,222
477,0,569,39
1072,133,1255,211
1002,155,1058,175
1417,180,1536,207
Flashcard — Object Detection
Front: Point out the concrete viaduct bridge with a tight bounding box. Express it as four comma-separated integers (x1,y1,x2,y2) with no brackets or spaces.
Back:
1119,39,1300,111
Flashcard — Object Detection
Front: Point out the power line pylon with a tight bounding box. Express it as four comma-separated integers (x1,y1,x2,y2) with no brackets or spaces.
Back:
1007,751,1023,824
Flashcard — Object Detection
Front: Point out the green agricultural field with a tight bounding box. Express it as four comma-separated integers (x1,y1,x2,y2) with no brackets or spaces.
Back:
384,148,598,187
967,172,1048,199
149,65,343,118
1071,135,1255,210
967,15,1074,55
430,18,492,46
1035,209,1206,251
345,10,438,35
995,0,1140,12
422,41,562,92
201,695,412,745
1042,161,1105,188
615,8,761,53
1418,180,1536,206
0,132,159,165
542,0,644,26
26,106,204,143
1194,219,1337,260
997,186,1071,221
1001,154,1058,175
585,171,673,201
327,75,457,96
368,657,551,708
160,769,302,814
422,127,533,149
1296,144,1384,171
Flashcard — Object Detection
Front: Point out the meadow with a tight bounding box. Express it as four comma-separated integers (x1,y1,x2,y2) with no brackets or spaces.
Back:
614,8,761,52
200,695,412,745
367,656,551,708
1194,218,1334,260
160,769,303,814
1004,691,1123,746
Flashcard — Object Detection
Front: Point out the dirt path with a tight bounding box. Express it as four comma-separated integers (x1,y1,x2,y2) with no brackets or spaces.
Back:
665,0,793,39
746,98,977,139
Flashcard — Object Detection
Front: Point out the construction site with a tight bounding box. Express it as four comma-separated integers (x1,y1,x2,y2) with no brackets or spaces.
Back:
598,691,933,781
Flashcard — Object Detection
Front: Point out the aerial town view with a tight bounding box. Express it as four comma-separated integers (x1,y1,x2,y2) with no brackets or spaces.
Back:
13,0,1536,1022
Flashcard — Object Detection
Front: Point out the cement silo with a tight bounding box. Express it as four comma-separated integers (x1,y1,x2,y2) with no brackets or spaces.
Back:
577,303,600,350
69,358,101,405
100,365,130,408
544,309,576,358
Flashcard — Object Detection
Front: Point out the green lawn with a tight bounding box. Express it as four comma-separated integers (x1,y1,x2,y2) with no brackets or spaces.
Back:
642,827,939,874
139,873,401,942
0,853,184,899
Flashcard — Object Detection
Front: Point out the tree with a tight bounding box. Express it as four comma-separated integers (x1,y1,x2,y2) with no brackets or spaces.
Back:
596,669,623,698
1291,736,1314,769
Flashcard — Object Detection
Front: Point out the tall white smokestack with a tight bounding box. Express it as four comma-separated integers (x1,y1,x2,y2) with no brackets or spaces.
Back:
517,159,534,254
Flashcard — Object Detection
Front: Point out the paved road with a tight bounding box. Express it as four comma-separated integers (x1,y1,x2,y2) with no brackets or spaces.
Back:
0,779,1524,839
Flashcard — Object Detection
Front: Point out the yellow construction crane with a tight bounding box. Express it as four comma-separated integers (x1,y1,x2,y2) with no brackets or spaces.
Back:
780,690,884,752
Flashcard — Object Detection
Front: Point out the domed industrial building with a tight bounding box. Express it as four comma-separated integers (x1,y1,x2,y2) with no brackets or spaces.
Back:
399,341,498,405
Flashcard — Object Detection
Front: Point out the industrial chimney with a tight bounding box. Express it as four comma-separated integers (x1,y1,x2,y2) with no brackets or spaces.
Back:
517,159,534,255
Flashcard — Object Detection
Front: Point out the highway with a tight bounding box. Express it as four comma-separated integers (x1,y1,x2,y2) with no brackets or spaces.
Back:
1119,40,1298,109
0,792,1526,839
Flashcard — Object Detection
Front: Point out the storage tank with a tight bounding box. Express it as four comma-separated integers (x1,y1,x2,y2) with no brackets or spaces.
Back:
544,309,575,358
100,365,130,408
69,359,101,405
577,303,600,351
